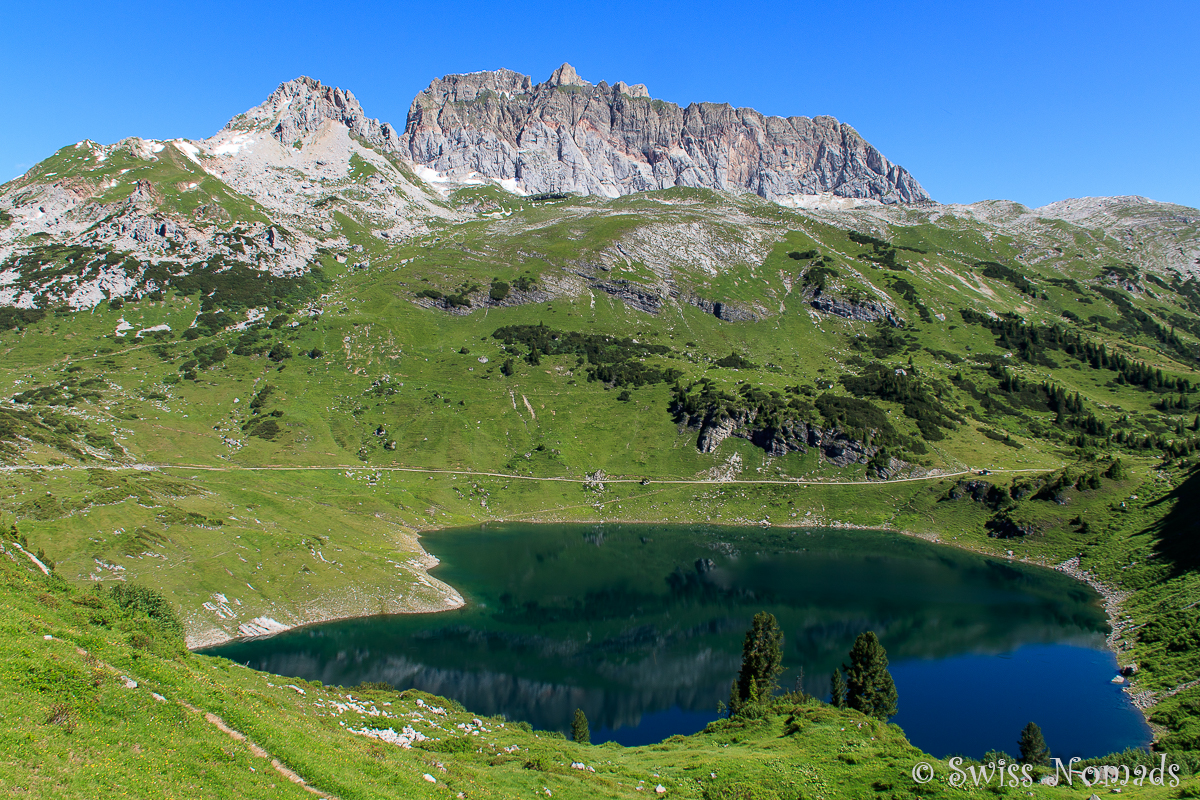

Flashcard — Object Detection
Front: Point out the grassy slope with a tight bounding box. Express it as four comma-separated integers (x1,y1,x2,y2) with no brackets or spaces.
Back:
2,552,1193,799
2,184,1200,790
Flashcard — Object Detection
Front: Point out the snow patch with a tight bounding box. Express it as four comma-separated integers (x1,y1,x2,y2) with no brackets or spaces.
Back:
174,141,202,163
415,165,453,185
237,616,290,637
212,133,255,157
136,324,171,337
776,193,882,210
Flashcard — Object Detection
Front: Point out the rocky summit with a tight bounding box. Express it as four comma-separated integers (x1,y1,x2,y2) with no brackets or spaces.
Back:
399,63,930,204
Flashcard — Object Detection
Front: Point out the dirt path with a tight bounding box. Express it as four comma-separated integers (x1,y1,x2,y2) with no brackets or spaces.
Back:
66,639,339,798
0,461,1056,487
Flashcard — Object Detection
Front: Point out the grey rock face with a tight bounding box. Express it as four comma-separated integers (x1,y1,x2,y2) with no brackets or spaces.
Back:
809,293,902,325
688,296,760,322
678,407,877,468
401,63,930,204
236,76,401,152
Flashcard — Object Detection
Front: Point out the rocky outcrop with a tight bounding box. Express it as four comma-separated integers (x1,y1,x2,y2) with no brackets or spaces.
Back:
688,296,760,322
232,76,401,151
986,513,1037,539
809,292,902,325
590,280,664,314
677,407,875,468
400,64,930,204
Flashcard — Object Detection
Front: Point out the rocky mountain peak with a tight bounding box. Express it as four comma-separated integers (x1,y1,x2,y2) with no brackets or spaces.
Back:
233,75,400,152
400,66,930,204
547,62,590,88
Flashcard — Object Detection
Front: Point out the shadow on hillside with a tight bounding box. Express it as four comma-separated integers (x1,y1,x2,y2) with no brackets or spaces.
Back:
1144,464,1200,574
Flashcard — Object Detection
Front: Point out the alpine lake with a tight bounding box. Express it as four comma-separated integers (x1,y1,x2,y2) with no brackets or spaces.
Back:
204,523,1152,759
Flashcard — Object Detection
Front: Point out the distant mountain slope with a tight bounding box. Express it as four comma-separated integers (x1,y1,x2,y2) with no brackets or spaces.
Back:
400,63,930,204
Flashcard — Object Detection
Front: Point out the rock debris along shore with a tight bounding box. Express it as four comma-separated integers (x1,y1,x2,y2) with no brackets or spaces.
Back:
1052,556,1156,714
399,63,930,204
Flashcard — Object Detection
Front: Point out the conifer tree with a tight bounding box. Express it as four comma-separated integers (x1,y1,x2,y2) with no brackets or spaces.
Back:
1018,721,1049,765
736,612,784,704
830,667,847,708
571,708,590,745
844,631,898,720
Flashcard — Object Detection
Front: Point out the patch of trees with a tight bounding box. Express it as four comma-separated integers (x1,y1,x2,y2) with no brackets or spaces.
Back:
802,265,839,292
1139,606,1200,654
960,308,1196,392
977,261,1036,296
713,352,756,370
1091,286,1195,361
108,583,184,639
828,632,898,720
231,328,271,356
13,379,104,407
814,393,924,453
488,280,510,301
848,230,925,272
0,307,45,331
943,479,1015,511
854,322,909,358
888,278,933,322
492,323,680,388
988,366,1109,437
146,258,325,315
671,380,818,432
415,280,478,308
840,362,961,441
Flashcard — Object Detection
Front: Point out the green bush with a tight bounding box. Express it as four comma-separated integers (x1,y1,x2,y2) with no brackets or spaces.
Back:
108,583,183,638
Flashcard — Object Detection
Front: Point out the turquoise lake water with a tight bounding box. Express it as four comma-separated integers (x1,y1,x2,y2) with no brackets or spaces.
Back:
204,523,1151,757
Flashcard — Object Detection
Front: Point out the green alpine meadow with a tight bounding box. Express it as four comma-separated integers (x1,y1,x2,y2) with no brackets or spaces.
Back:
1,64,1198,798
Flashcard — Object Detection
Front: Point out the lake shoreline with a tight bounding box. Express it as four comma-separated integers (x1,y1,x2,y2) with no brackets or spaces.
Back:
191,514,1154,738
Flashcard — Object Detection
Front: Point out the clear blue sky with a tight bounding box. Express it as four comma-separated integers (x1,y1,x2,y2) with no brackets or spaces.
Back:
3,0,1197,209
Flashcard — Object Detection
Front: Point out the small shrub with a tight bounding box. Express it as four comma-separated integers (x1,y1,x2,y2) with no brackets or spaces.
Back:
44,703,75,733
108,583,183,638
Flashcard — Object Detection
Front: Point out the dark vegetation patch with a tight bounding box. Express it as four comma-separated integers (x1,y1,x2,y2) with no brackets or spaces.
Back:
1,242,325,323
848,231,924,272
960,308,1197,392
840,363,961,441
670,380,927,456
1090,286,1195,361
0,308,46,330
853,322,910,358
492,324,681,387
977,261,1037,296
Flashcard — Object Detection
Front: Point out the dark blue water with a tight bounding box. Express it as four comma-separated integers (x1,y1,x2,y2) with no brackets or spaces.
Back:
890,643,1149,760
204,523,1151,758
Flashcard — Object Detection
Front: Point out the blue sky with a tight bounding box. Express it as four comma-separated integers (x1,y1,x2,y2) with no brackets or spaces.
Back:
3,0,1197,208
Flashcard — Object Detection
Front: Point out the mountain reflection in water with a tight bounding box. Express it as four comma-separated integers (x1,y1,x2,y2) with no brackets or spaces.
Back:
205,523,1149,756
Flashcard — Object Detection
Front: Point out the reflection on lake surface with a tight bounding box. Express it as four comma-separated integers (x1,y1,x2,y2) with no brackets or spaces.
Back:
204,523,1151,757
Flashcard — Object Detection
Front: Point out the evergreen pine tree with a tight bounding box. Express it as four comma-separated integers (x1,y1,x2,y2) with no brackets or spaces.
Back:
1192,414,1199,432
843,631,898,720
726,679,740,717
1017,721,1049,765
736,612,784,704
830,667,847,708
571,708,590,745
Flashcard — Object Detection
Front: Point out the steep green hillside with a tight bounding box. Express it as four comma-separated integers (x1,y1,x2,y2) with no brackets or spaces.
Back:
2,542,1196,799
2,169,1200,794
